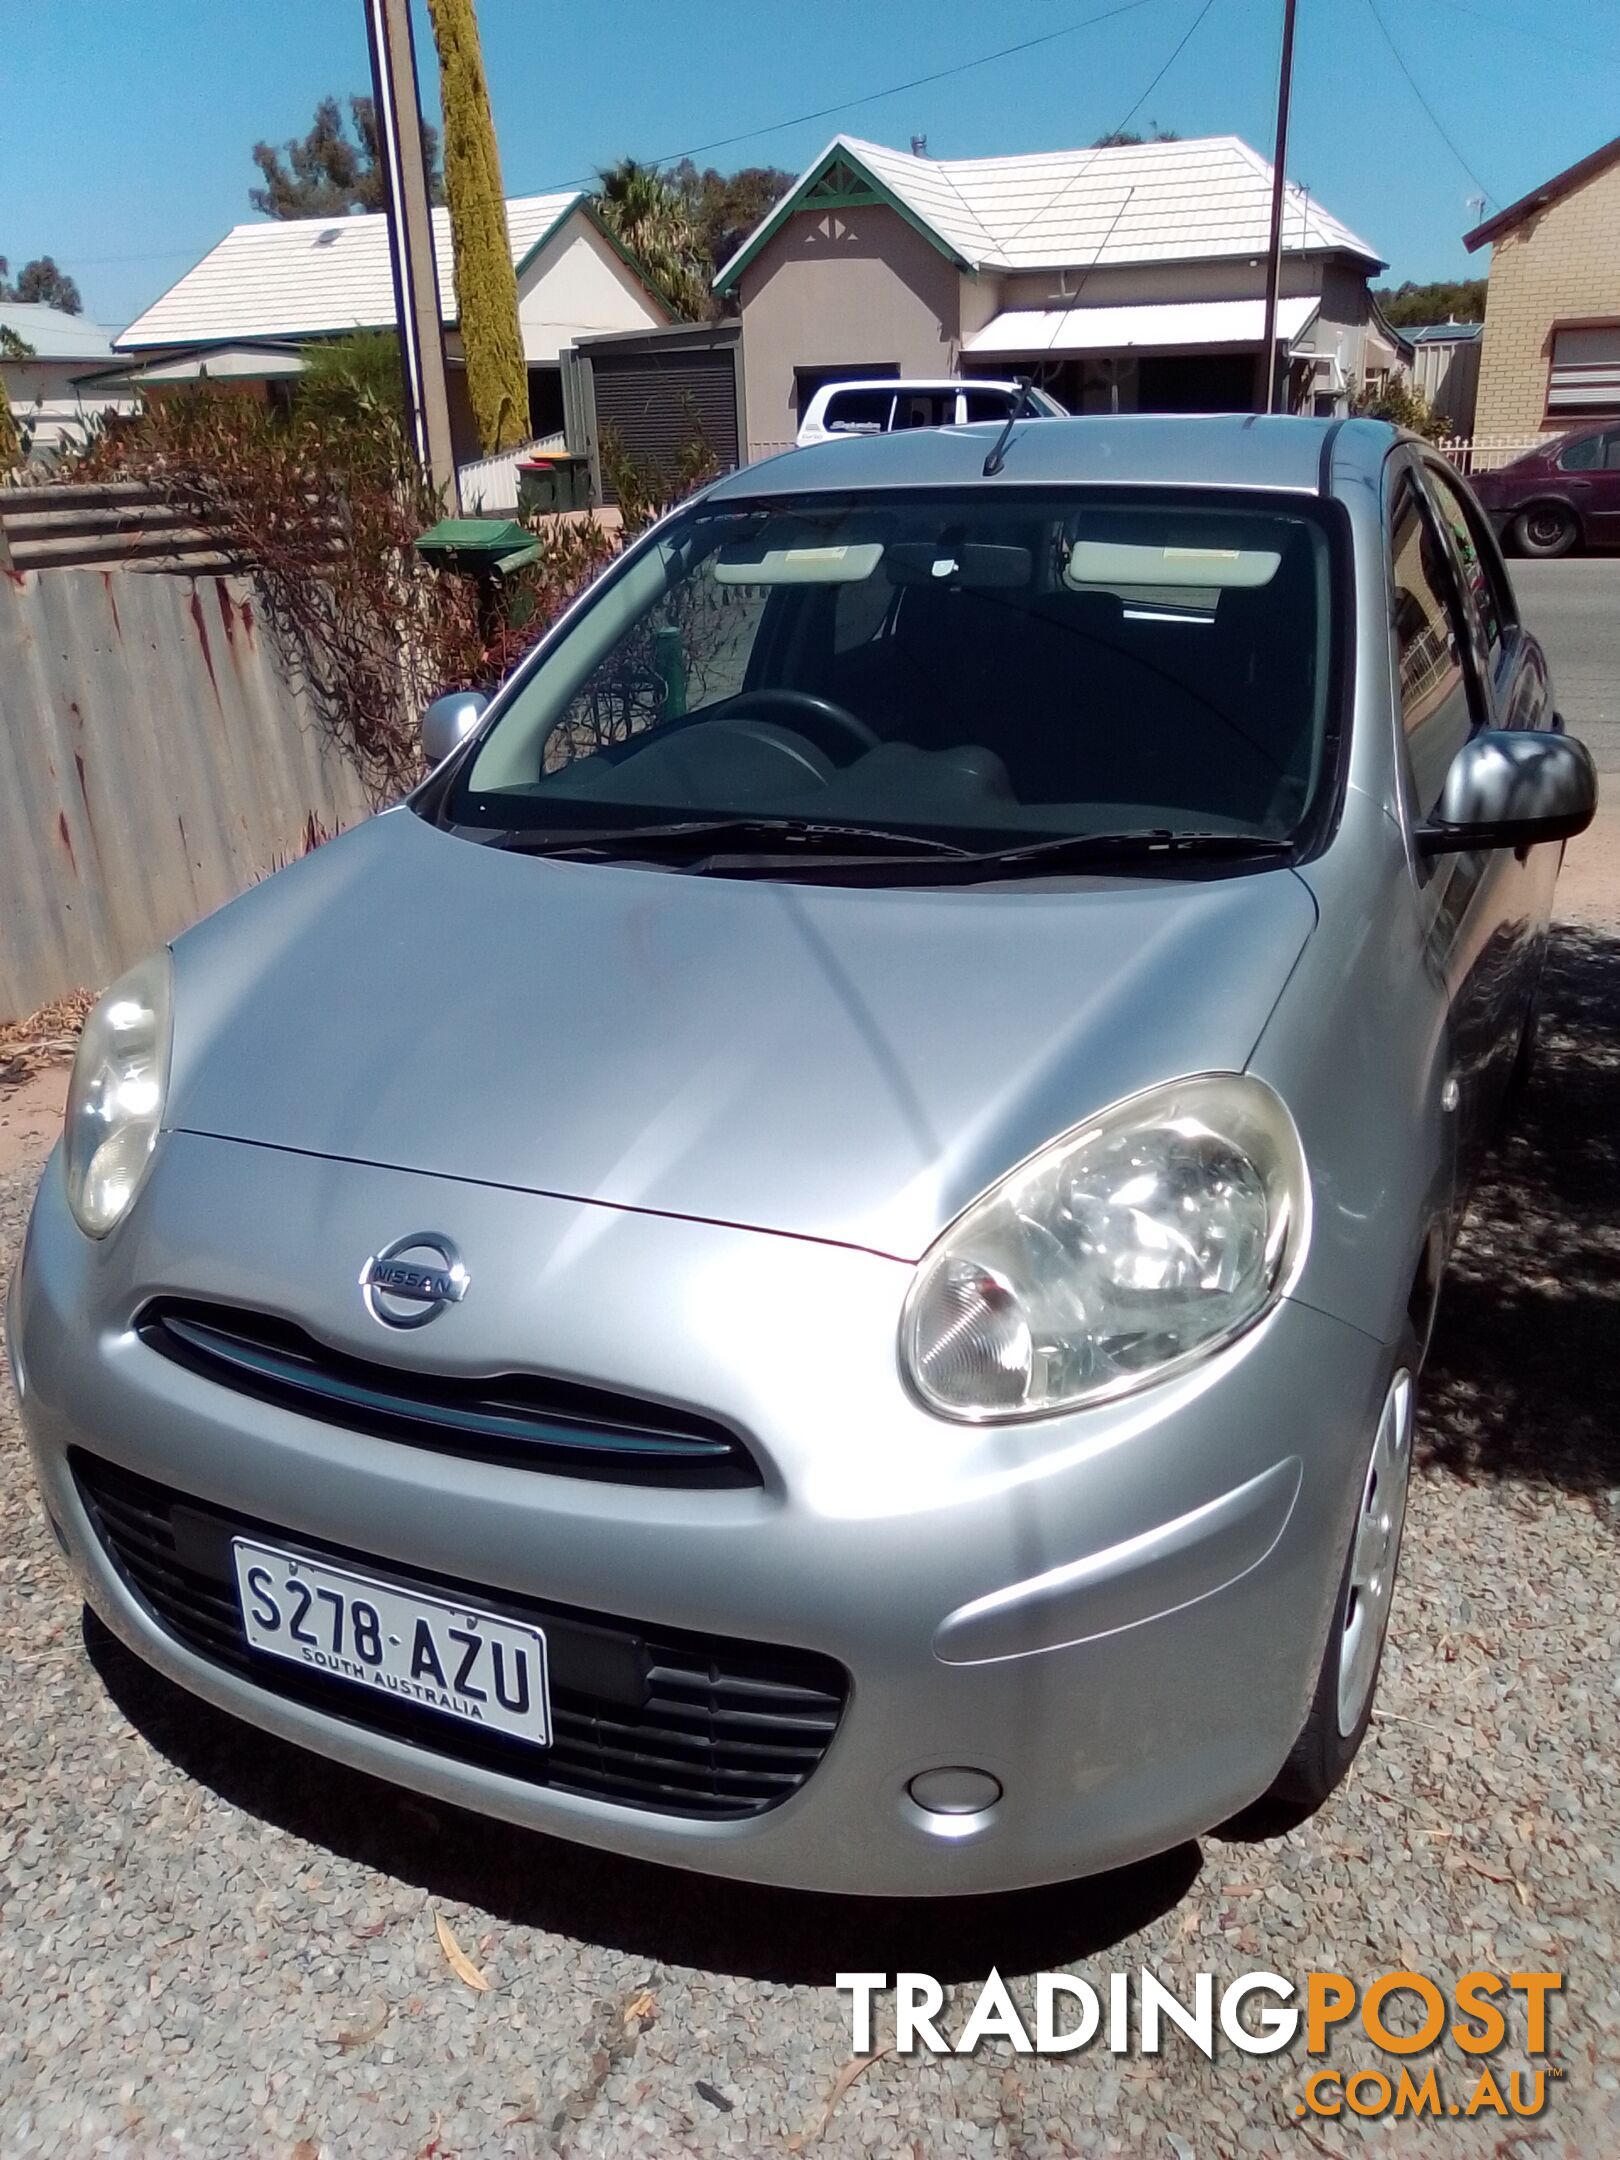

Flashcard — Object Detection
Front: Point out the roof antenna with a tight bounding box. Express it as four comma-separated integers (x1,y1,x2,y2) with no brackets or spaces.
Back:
982,376,1033,477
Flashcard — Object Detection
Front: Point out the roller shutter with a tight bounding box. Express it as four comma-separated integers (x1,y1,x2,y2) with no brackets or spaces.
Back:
588,341,741,504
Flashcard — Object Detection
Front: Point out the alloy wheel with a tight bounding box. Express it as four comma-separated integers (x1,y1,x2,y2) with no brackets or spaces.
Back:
1336,1370,1413,1736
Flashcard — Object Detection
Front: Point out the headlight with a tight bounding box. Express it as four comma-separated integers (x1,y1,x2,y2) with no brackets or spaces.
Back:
63,950,173,1238
901,1074,1307,1421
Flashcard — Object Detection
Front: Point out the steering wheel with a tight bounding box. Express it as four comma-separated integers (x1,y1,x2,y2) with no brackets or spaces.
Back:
721,688,878,764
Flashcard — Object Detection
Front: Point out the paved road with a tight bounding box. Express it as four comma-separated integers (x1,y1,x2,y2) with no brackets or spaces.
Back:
1513,558,1620,772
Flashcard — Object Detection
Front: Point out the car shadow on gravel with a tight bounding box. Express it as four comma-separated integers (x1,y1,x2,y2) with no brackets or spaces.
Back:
85,1614,1197,1983
1419,922,1620,1496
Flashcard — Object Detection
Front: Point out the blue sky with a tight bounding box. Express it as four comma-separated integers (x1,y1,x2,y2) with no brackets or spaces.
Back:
5,0,1618,331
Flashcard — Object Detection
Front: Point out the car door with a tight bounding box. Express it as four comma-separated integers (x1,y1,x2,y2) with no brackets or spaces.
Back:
1388,458,1518,1181
1587,426,1620,541
1419,456,1559,1033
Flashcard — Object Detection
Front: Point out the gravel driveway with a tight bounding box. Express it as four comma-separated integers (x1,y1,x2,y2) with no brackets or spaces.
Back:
3,925,1618,2159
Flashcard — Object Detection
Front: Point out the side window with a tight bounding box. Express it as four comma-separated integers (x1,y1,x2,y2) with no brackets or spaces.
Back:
1390,480,1480,818
1423,464,1508,668
892,391,955,430
962,388,1016,424
1606,430,1620,471
822,389,894,435
1557,432,1602,472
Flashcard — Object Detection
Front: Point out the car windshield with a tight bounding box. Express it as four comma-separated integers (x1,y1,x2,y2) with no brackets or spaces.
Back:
443,489,1335,866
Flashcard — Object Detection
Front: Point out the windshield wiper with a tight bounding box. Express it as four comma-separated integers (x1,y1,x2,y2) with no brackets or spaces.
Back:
492,816,974,861
956,828,1296,873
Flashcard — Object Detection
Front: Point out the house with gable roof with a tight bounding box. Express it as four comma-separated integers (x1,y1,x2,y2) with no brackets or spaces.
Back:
103,193,671,460
715,134,1405,457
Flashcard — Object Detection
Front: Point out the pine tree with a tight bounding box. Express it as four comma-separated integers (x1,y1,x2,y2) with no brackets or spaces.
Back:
426,0,529,454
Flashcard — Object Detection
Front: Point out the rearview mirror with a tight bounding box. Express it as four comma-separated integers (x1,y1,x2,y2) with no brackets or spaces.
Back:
421,689,489,767
1418,728,1597,856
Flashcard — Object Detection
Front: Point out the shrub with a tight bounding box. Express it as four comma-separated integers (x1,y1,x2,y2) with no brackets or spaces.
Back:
65,388,616,801
1351,375,1448,442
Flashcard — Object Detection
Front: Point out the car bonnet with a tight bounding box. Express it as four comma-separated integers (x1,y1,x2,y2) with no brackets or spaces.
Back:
164,808,1317,1261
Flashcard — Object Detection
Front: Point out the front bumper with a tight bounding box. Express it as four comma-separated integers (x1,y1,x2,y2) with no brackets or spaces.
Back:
10,1132,1396,1894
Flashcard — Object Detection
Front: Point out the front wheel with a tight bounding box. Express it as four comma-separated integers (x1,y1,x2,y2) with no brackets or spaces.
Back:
1512,503,1578,558
1224,1365,1415,1834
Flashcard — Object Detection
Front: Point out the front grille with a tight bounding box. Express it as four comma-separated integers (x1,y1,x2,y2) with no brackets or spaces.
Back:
73,1451,845,1820
137,1299,758,1488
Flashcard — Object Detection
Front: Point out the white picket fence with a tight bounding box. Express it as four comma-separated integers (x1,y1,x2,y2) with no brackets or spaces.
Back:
456,432,567,514
1434,435,1552,475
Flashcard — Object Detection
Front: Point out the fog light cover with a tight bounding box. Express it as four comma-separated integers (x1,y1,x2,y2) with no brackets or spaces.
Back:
902,1074,1306,1421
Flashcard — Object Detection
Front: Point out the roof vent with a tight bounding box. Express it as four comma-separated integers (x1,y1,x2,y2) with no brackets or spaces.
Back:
910,134,930,158
315,228,343,248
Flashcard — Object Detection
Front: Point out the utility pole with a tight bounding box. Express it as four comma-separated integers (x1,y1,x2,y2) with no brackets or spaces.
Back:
365,0,460,507
1256,0,1299,415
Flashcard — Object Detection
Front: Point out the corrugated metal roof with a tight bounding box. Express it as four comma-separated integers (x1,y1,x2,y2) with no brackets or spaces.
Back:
965,295,1321,355
117,194,581,350
717,134,1381,288
0,304,122,360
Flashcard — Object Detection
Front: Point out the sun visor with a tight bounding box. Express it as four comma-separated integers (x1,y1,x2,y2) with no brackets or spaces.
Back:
712,541,884,585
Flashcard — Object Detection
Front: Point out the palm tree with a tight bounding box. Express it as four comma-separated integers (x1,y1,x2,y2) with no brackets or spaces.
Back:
595,159,711,322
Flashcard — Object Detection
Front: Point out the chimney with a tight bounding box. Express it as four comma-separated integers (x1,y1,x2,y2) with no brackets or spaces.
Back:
910,134,929,158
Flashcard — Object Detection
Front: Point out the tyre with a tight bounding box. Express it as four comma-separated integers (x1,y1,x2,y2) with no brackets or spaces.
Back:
1221,1364,1415,1836
1511,503,1578,558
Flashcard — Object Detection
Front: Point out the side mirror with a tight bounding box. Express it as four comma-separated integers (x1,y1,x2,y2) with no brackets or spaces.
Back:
420,689,489,767
1418,728,1597,856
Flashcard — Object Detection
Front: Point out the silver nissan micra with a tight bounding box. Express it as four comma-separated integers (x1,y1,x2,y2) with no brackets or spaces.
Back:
8,416,1596,1895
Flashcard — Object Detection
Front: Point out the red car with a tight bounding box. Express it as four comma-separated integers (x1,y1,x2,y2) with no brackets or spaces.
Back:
1469,422,1620,557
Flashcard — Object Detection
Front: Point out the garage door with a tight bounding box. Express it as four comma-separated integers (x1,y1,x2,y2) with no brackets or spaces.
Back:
591,348,741,504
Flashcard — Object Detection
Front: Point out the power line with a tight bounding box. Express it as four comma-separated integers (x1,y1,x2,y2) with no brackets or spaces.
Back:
43,245,219,269
65,2,1166,282
1416,0,1620,68
993,0,1218,254
524,0,1168,192
1362,0,1498,207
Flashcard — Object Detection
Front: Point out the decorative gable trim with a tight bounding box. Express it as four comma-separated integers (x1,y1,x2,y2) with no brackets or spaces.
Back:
713,141,971,295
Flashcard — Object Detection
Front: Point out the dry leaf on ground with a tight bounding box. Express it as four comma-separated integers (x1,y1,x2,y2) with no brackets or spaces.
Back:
336,2003,390,2051
433,1910,490,1992
790,2046,893,2147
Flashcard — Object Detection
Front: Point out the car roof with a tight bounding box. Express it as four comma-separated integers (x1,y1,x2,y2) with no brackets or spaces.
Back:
809,377,1019,397
712,413,1398,501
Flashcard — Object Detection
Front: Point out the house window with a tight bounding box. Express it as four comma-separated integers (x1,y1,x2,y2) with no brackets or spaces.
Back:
1546,323,1620,421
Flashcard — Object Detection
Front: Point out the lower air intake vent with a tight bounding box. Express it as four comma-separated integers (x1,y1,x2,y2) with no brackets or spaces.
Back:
73,1452,846,1821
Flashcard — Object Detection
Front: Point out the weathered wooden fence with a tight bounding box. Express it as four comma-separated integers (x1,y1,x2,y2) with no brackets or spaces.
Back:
0,566,371,1023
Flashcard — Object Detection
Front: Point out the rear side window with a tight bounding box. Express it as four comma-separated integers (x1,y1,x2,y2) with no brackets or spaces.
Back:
1422,464,1508,668
892,391,956,430
1556,432,1603,472
822,389,894,434
962,388,1017,423
1390,481,1478,816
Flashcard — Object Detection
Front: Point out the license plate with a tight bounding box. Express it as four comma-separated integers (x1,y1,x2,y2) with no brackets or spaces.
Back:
232,1539,551,1749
